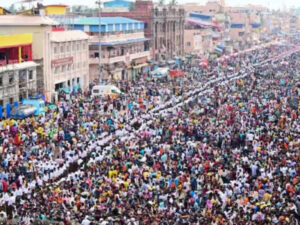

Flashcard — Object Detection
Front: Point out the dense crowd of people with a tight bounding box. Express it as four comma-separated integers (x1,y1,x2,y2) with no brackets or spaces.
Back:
0,39,299,224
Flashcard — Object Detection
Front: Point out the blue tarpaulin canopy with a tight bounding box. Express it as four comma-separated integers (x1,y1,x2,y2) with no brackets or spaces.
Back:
251,23,261,28
189,13,212,20
231,23,245,28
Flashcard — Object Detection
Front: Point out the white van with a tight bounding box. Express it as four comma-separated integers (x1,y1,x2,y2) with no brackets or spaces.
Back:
91,85,122,99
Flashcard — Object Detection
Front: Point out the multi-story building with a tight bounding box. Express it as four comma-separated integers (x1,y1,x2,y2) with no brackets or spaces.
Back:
151,6,185,60
226,5,266,50
72,17,150,81
100,0,185,61
184,13,217,56
47,30,89,101
290,15,298,34
0,33,38,107
0,15,57,97
181,1,229,54
0,15,90,102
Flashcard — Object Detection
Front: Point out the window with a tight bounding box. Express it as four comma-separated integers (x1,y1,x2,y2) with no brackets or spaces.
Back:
60,44,64,53
62,65,66,72
239,32,245,37
19,70,26,89
77,43,80,51
29,70,33,80
77,77,80,83
186,42,191,47
93,89,99,94
0,100,3,108
54,46,58,54
0,76,2,86
67,80,70,86
54,67,59,74
72,43,76,51
9,74,14,84
66,45,70,52
9,98,13,105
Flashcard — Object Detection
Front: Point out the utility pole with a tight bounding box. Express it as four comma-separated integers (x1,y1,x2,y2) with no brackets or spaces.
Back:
96,0,102,83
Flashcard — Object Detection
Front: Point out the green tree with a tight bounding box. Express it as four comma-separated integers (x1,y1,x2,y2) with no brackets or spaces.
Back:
169,0,177,6
8,4,16,13
158,0,165,6
19,4,26,12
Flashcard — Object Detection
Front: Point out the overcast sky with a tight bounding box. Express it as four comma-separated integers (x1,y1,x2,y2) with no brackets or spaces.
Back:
1,0,300,10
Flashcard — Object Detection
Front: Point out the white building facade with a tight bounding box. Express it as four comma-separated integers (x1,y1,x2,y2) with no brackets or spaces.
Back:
46,30,89,101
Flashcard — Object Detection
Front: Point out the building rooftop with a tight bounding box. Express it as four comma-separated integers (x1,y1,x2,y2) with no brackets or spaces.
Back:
0,15,58,26
73,17,144,25
45,4,68,7
50,30,89,42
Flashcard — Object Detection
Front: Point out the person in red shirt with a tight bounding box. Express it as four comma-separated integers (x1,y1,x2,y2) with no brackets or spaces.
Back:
2,179,7,193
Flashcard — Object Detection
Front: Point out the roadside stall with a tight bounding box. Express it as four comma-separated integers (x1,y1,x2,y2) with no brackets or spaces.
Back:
169,70,185,79
151,67,169,79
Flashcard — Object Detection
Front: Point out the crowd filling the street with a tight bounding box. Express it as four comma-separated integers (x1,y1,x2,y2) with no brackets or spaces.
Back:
0,38,299,225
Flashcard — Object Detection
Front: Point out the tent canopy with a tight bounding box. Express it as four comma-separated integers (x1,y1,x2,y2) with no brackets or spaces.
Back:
151,67,169,78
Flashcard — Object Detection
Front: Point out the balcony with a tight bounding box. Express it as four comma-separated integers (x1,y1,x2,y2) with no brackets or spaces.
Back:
89,32,145,44
102,55,126,64
89,57,99,64
90,51,150,65
130,51,150,61
0,59,19,67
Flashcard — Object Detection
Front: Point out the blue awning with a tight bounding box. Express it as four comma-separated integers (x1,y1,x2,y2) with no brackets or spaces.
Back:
231,23,245,28
189,13,212,20
251,23,261,28
91,38,150,46
217,45,225,50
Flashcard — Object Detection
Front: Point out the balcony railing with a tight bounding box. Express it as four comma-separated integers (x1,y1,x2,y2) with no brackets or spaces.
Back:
89,51,150,65
103,55,126,64
0,59,19,67
130,51,150,60
89,57,99,64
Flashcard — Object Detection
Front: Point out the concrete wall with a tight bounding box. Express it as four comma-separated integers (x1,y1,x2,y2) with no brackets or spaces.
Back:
0,64,37,106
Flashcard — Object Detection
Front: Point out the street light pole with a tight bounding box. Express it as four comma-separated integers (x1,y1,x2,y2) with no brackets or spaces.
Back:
96,0,102,84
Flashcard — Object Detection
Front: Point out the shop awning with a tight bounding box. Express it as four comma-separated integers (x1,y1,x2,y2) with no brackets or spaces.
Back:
230,23,245,28
132,63,148,69
59,87,70,93
189,13,212,20
167,59,176,64
151,67,169,78
251,23,261,28
187,18,217,29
